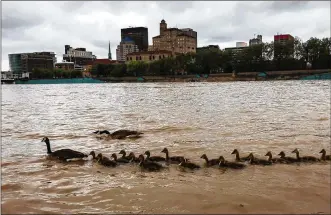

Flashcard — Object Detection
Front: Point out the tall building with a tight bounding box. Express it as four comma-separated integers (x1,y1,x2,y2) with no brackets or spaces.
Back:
274,34,294,58
236,42,248,47
63,45,96,66
116,37,139,62
180,28,198,46
126,50,174,63
152,19,197,54
108,41,112,60
8,52,56,75
249,35,263,46
121,27,148,51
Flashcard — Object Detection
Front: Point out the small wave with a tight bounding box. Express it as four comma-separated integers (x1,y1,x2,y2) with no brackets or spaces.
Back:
147,126,199,133
278,134,331,138
1,161,22,167
317,117,329,121
17,134,89,140
2,183,22,192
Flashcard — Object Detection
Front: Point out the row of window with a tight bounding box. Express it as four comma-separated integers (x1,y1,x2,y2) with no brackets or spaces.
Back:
127,55,167,61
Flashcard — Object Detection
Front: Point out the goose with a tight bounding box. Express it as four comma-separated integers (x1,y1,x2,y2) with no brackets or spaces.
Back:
292,148,320,162
119,149,132,161
89,151,97,160
200,154,220,167
128,152,140,163
278,151,298,163
231,149,250,162
319,149,331,161
144,150,166,162
178,158,200,170
93,129,143,139
161,147,186,164
265,151,288,164
138,154,164,171
96,153,117,167
247,153,272,165
111,153,130,163
218,156,246,169
41,137,87,161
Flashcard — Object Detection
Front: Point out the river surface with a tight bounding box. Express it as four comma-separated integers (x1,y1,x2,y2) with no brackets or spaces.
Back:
1,81,330,214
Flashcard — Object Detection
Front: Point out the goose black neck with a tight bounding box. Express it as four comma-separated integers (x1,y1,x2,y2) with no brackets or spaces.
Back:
235,153,240,161
321,152,326,160
45,140,52,154
267,154,272,161
165,151,169,160
203,157,209,163
295,152,300,160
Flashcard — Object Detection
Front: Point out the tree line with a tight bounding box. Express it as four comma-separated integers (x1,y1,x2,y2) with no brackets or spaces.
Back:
31,36,331,79
91,37,330,77
30,68,83,79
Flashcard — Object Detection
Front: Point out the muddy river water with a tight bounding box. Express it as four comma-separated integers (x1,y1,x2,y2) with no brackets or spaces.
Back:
1,81,330,214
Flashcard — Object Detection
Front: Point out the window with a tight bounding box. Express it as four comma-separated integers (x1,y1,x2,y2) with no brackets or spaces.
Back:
153,56,155,60
149,56,152,60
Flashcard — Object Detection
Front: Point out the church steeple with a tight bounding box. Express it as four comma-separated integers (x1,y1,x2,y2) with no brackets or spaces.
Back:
108,41,112,60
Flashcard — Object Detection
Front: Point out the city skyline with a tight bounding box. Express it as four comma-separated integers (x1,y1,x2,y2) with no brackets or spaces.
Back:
2,1,330,71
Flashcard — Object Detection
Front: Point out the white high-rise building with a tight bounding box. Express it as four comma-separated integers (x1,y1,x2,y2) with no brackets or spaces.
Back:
236,42,248,47
116,37,139,62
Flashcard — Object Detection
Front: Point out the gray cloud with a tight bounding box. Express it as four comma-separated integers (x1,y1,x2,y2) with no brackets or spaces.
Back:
1,1,330,70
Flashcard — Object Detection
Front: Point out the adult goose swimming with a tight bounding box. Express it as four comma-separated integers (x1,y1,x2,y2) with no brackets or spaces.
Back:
41,137,87,161
93,129,143,139
319,149,331,161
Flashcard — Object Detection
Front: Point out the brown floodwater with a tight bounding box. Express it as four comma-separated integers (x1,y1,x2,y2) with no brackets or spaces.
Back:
1,81,330,214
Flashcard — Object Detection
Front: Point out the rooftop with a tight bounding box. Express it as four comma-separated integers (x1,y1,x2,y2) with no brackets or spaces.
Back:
127,50,173,56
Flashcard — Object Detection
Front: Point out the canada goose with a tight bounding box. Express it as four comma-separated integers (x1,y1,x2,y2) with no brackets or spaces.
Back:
178,158,200,170
319,149,331,161
119,149,132,161
128,152,140,163
89,151,97,160
93,130,111,135
278,151,298,163
138,154,164,171
218,156,246,169
96,153,117,167
292,148,320,162
41,137,87,161
200,154,220,167
265,151,288,164
111,153,130,163
161,147,186,164
231,149,250,162
93,129,143,139
144,150,166,162
247,153,272,165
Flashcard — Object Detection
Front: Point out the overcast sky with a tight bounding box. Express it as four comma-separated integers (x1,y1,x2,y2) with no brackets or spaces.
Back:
2,1,330,71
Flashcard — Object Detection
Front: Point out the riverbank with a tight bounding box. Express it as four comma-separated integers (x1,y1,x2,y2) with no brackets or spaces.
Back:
3,69,330,84
97,69,331,83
